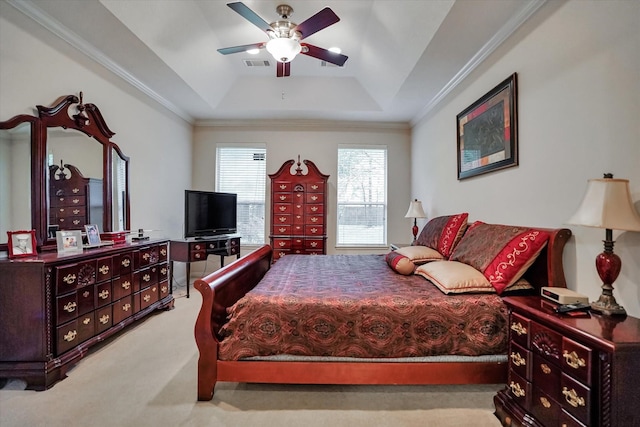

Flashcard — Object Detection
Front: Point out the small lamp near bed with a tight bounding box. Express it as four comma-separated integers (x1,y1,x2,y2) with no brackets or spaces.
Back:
568,173,640,316
405,199,427,243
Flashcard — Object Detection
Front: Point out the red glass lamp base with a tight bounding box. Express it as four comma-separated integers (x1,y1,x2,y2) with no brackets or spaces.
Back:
591,238,626,316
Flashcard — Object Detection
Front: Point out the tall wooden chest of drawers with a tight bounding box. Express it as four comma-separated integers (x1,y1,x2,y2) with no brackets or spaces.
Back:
494,296,640,427
0,239,173,390
269,158,329,261
49,163,103,231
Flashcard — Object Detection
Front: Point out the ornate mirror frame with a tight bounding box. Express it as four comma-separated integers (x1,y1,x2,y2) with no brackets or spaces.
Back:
0,94,130,251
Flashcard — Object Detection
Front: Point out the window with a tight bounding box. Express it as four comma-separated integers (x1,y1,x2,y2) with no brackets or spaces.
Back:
216,145,266,245
337,146,387,246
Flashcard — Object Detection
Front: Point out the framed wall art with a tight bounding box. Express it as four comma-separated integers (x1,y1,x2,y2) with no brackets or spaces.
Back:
56,230,83,254
457,73,518,180
7,230,37,259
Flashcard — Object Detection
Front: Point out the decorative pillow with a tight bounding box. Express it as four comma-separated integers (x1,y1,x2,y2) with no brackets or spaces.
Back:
449,222,550,294
503,277,534,293
395,245,444,264
385,252,415,275
415,213,469,259
415,261,495,294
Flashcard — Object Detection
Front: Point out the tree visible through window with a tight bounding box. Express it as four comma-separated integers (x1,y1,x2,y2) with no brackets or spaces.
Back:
337,147,387,246
216,145,266,245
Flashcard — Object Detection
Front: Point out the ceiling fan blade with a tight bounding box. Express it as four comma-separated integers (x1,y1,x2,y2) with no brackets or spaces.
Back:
217,42,265,55
227,2,272,34
301,44,348,67
276,62,291,78
294,7,340,40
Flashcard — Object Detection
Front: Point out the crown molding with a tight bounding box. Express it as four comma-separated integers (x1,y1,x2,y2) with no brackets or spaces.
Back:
411,0,547,126
7,0,193,123
194,119,411,133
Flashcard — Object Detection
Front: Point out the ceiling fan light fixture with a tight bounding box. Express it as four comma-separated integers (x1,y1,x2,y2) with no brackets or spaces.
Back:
246,48,260,55
266,37,301,63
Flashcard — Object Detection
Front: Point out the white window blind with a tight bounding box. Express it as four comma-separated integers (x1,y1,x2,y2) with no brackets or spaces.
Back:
216,145,266,245
337,147,387,246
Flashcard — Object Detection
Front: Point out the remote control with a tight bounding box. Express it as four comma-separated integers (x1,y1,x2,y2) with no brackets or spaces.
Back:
555,302,591,313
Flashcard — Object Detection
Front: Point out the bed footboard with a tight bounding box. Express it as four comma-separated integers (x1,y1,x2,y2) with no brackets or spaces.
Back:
193,245,273,400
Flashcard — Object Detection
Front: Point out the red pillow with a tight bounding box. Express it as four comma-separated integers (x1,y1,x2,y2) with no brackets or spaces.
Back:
385,252,415,275
415,213,469,258
449,222,550,294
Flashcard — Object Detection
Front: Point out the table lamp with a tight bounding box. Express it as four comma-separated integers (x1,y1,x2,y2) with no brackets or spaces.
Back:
568,173,640,316
405,199,427,243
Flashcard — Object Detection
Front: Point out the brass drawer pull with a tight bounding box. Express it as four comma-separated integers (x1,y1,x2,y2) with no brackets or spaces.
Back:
63,301,77,312
509,381,525,397
83,317,91,325
161,267,167,275
161,285,168,293
541,363,551,374
72,198,80,204
73,209,80,214
143,294,151,303
83,291,90,298
160,248,167,256
310,241,318,247
99,290,109,299
99,314,110,324
510,352,526,367
143,253,150,261
540,397,551,408
99,265,110,275
510,322,527,336
279,206,287,211
562,387,586,408
143,274,151,282
63,274,77,284
64,330,77,342
121,258,131,267
122,303,131,312
72,187,80,194
122,281,131,290
73,219,80,225
563,350,586,369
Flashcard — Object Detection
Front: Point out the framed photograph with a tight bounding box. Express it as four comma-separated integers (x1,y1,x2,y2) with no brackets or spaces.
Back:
85,224,101,247
457,73,518,180
7,230,37,259
56,230,83,254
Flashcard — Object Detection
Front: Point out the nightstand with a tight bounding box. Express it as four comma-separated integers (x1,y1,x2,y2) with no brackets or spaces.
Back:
494,295,640,427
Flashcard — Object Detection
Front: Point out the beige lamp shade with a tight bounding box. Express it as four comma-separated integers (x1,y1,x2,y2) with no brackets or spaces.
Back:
568,177,640,231
405,200,426,219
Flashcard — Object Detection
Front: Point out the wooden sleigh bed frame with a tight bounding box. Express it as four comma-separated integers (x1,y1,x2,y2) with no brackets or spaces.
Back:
193,227,572,401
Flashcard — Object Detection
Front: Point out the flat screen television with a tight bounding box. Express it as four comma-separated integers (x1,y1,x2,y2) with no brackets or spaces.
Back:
184,190,237,238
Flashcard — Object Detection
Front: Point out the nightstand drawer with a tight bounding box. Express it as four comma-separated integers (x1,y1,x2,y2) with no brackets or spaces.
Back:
562,337,593,385
531,321,562,364
510,312,530,348
532,353,561,401
531,387,561,426
507,371,531,410
509,341,531,380
560,373,591,425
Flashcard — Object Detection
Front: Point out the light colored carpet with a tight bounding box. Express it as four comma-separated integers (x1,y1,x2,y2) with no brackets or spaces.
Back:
0,287,503,427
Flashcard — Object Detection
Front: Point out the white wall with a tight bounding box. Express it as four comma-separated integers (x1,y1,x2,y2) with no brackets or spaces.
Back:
193,121,412,257
411,0,640,316
0,12,192,249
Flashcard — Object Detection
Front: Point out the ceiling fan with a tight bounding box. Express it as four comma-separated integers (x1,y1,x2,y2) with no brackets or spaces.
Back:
218,2,348,77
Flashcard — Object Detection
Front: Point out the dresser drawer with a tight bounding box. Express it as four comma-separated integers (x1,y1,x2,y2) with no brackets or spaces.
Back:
158,244,168,262
140,284,159,310
96,256,113,281
112,296,133,324
56,260,97,294
562,337,593,386
50,194,86,207
159,280,170,300
509,341,531,380
275,214,292,225
96,305,112,333
56,292,80,325
77,312,95,344
307,181,324,192
272,224,292,235
507,371,532,411
51,206,86,219
136,245,159,268
114,251,134,275
112,274,133,300
306,193,323,203
273,249,289,260
272,238,292,250
57,319,80,354
560,373,591,425
273,181,293,192
305,224,324,236
305,238,324,252
560,409,587,427
274,203,293,214
274,192,292,202
305,204,324,215
510,312,530,348
134,266,158,292
95,281,112,307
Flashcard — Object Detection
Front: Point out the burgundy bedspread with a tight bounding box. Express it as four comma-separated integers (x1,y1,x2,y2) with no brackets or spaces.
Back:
218,254,508,360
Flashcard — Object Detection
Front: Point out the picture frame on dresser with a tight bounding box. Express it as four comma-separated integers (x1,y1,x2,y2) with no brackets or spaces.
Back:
7,230,37,258
56,230,83,254
84,224,101,247
457,73,518,180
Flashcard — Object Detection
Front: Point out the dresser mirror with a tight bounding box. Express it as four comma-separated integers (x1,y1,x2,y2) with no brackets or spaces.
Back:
0,94,130,251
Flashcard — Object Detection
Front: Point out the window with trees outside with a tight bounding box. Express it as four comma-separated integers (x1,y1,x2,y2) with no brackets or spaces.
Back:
216,145,266,245
337,146,387,246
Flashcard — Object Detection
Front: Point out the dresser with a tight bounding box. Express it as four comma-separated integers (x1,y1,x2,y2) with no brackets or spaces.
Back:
494,296,640,427
269,158,329,261
0,239,173,390
49,163,103,232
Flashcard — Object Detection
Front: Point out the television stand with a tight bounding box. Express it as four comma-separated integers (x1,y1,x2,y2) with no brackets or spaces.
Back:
169,235,240,298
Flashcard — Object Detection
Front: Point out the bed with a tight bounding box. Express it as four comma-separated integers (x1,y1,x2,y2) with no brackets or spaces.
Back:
193,221,571,401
